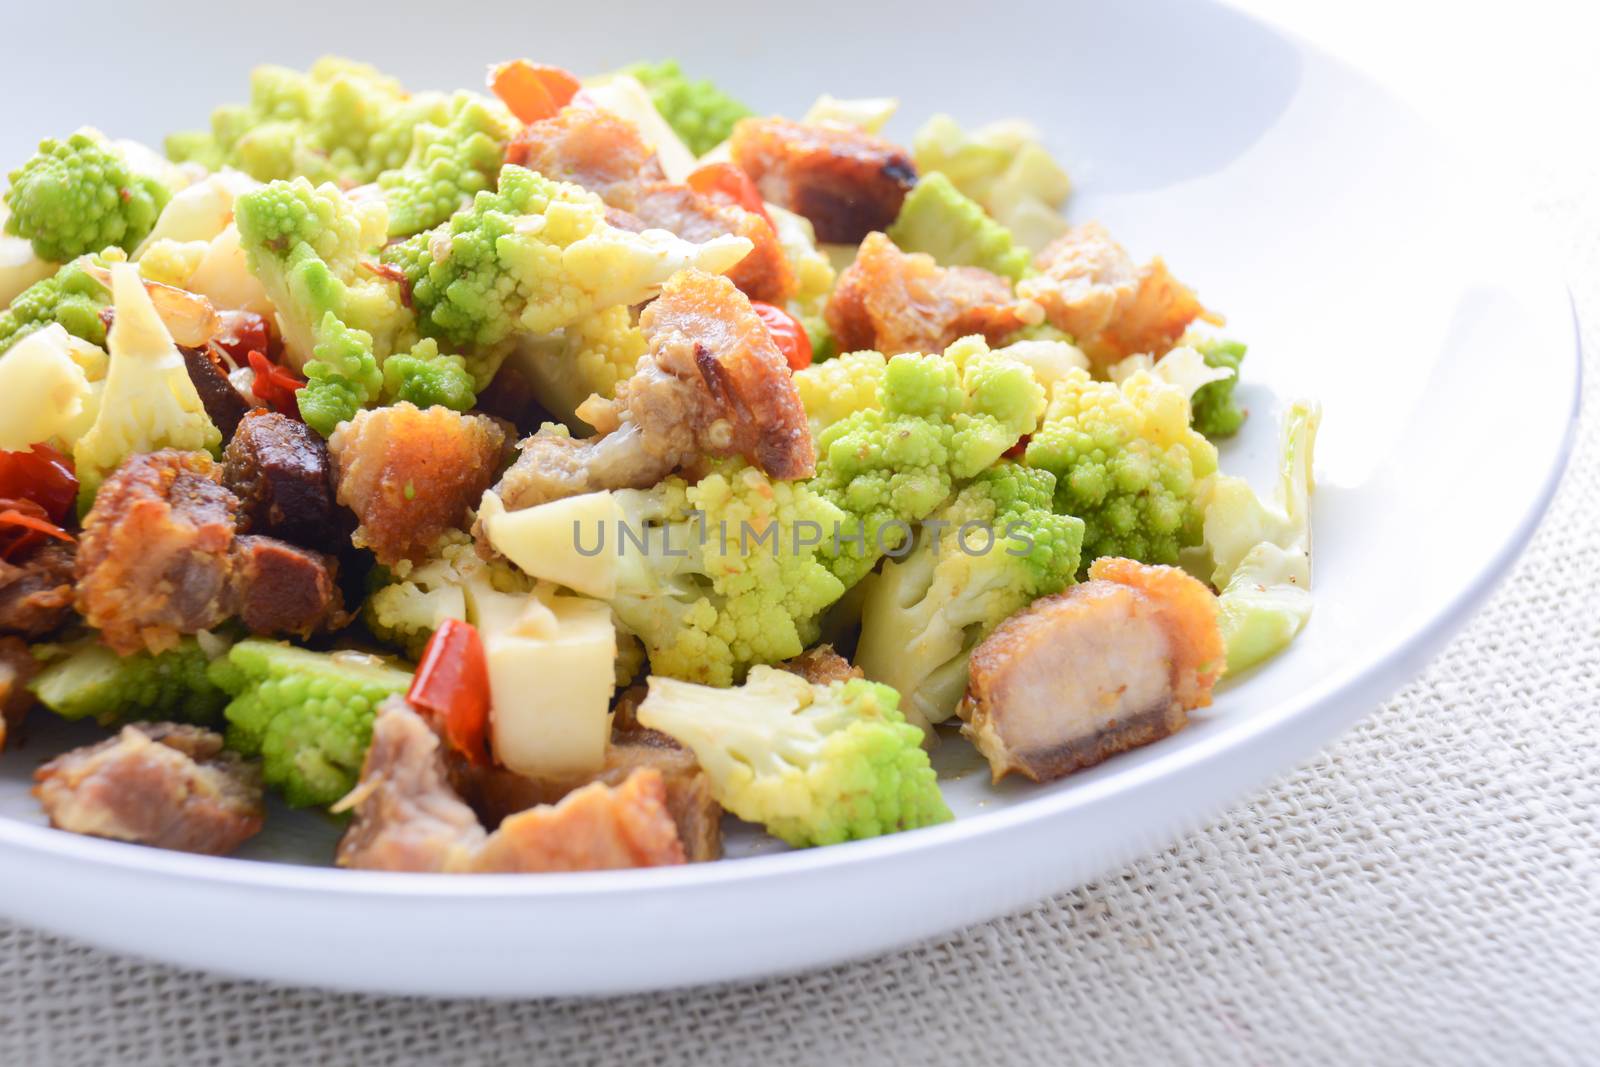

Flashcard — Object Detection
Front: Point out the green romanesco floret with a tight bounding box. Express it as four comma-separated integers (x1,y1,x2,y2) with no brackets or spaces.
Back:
166,57,452,186
377,92,517,238
508,304,647,430
887,172,1029,281
210,639,414,808
72,264,221,505
1024,365,1218,570
855,463,1083,732
0,257,114,355
793,349,886,439
29,636,230,727
1188,335,1248,439
379,337,476,412
812,339,1045,589
5,133,172,261
636,666,952,847
295,312,382,436
626,60,754,156
366,527,533,658
381,164,750,353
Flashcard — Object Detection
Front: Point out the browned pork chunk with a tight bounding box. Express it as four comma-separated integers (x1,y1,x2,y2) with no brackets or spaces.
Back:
335,698,487,873
75,451,240,655
627,182,794,305
32,723,264,855
959,557,1225,783
730,117,917,243
222,410,339,549
779,644,862,686
328,403,507,566
0,541,76,638
504,105,666,211
179,345,252,440
490,269,813,512
230,536,344,637
1019,223,1213,368
337,700,690,872
0,637,37,752
825,232,1030,356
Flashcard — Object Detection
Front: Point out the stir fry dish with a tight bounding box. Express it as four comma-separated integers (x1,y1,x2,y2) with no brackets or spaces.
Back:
0,57,1321,868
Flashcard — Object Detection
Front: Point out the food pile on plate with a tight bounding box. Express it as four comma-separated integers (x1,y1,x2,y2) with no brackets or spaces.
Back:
0,57,1318,870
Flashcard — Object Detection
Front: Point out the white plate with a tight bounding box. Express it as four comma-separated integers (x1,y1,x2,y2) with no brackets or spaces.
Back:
0,0,1579,996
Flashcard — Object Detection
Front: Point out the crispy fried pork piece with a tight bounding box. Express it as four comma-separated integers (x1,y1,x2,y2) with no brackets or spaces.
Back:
0,637,36,752
222,411,339,549
825,232,1030,356
959,557,1224,783
179,345,252,441
328,403,507,566
489,269,813,512
779,644,862,686
471,768,686,873
504,106,666,211
32,722,264,855
0,541,76,638
629,182,794,305
229,536,344,637
451,722,723,863
1019,223,1212,368
335,699,487,873
75,451,239,655
730,117,917,243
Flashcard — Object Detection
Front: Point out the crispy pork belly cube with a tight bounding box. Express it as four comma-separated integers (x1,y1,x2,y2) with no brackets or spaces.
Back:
0,636,37,751
470,768,686,873
229,536,343,637
627,182,795,305
0,541,76,638
1019,222,1211,368
222,410,339,550
504,105,666,211
179,345,252,441
328,403,507,566
959,557,1224,782
75,451,239,655
336,698,487,873
32,722,264,855
730,117,916,243
825,232,1029,356
779,644,863,686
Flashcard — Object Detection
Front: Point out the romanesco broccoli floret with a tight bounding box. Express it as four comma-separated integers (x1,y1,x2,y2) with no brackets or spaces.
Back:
296,312,384,436
377,92,517,238
381,164,750,354
855,463,1083,731
637,666,952,847
1188,335,1248,439
72,264,220,504
0,257,113,354
166,57,451,186
5,133,172,262
626,59,753,156
365,528,532,658
887,171,1029,281
509,304,647,430
793,349,886,438
812,339,1044,588
379,337,476,412
29,636,230,727
210,639,414,807
1024,365,1218,570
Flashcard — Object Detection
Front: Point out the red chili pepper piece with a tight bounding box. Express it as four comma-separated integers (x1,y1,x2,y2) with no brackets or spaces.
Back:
407,618,493,767
0,445,78,524
489,60,582,124
246,350,306,418
750,300,813,371
212,310,272,365
0,497,74,561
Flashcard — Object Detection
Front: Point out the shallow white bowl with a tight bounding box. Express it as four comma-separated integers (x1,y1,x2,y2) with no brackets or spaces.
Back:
0,0,1579,996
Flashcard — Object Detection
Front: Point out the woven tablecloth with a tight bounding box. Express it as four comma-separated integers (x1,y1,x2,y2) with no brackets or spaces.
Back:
4,15,1599,1067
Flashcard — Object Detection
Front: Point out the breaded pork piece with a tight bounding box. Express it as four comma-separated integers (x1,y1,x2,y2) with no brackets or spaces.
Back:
779,644,863,686
33,722,264,855
0,541,76,638
0,636,37,752
490,269,813,512
825,232,1030,356
1018,223,1213,369
959,557,1224,783
730,117,917,243
471,768,686,873
328,403,507,566
504,105,666,212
